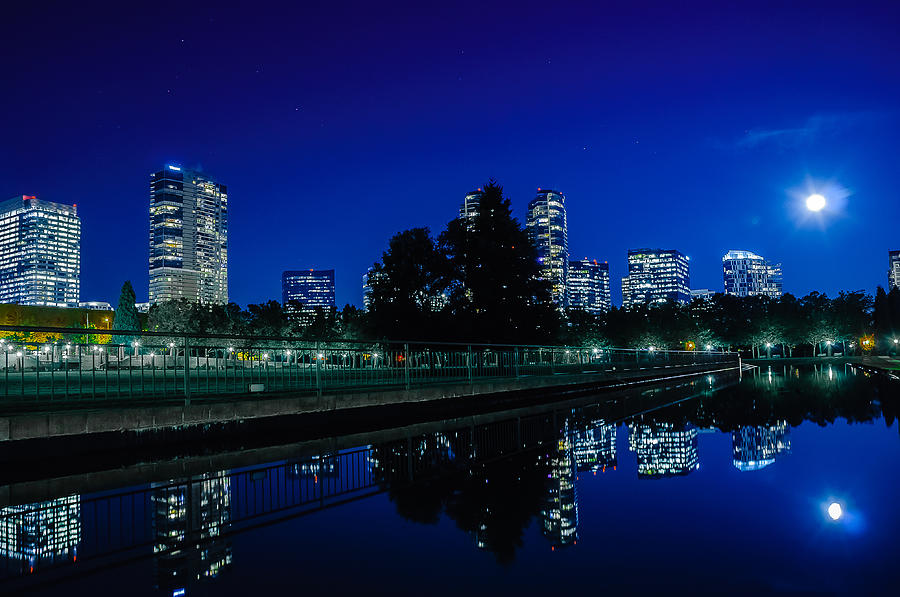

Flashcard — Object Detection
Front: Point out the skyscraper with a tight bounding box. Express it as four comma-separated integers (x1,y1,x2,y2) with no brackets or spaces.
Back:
722,250,783,298
459,188,484,228
0,196,80,307
149,165,228,305
621,249,690,307
526,189,568,306
567,258,611,313
889,250,900,290
282,269,336,321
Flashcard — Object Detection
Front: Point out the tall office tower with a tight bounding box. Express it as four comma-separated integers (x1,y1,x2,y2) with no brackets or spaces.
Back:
0,196,80,307
149,165,228,305
621,248,691,307
722,250,783,298
568,258,611,313
732,421,791,472
282,269,336,322
628,421,699,478
526,189,569,306
0,495,81,570
458,188,484,228
889,250,900,290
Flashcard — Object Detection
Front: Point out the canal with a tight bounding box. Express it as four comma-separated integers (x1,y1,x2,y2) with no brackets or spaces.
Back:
2,364,898,594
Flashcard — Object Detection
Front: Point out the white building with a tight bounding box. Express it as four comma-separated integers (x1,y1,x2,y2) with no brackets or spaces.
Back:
0,196,80,307
722,250,782,298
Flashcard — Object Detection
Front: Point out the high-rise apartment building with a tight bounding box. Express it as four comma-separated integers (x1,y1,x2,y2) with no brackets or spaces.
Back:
722,250,783,298
526,189,569,306
283,269,336,321
149,165,228,305
0,196,80,307
567,258,611,313
621,249,690,307
889,250,900,290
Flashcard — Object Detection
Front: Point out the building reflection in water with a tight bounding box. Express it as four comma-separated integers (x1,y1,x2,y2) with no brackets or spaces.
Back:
539,420,578,548
628,421,699,478
732,421,791,471
152,472,232,594
0,495,81,574
573,420,617,474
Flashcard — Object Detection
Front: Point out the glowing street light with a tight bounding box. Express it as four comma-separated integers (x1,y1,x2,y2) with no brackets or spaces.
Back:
806,193,826,212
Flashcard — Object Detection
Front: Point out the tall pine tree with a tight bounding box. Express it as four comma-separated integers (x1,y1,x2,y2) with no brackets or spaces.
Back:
111,280,140,346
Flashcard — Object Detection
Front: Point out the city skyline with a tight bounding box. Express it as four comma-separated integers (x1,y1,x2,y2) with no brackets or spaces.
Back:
3,2,899,308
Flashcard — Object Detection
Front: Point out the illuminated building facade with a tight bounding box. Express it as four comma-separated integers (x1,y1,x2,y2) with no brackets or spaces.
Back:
362,266,386,311
152,473,232,594
526,189,569,307
459,188,484,229
573,421,617,473
567,258,611,313
0,196,80,307
722,250,783,298
889,250,900,290
0,495,81,569
282,269,336,322
149,166,228,305
621,248,690,307
628,421,699,478
732,421,791,471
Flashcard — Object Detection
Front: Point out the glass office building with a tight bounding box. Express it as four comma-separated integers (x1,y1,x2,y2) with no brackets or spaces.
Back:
567,258,611,313
0,196,80,307
526,189,569,307
458,188,484,229
889,250,900,290
621,248,690,307
722,250,783,298
149,165,228,305
283,269,336,321
732,421,791,472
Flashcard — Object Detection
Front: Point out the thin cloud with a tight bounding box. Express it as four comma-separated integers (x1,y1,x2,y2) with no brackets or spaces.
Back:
735,111,886,149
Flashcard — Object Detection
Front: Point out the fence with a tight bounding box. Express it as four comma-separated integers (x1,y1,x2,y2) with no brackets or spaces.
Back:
0,325,738,405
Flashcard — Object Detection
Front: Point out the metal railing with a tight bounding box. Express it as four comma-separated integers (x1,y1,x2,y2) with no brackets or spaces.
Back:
0,325,738,405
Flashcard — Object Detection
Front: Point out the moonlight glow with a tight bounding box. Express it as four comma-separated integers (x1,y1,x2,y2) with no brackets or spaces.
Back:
806,193,827,212
827,502,843,520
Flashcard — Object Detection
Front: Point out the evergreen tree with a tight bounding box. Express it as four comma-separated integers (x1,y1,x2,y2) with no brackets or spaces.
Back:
440,180,558,343
111,280,141,346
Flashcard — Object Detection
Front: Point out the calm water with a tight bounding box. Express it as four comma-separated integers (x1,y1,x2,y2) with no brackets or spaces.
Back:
3,364,899,595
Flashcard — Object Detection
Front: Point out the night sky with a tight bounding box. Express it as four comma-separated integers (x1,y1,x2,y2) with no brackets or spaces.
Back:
3,1,899,308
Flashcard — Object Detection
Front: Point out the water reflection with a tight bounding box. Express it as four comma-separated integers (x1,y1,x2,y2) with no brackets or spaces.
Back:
0,496,80,574
732,422,791,471
1,364,898,593
152,473,232,594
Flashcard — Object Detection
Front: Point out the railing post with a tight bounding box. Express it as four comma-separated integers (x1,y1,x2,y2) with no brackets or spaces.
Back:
404,343,410,390
183,335,191,405
467,345,473,383
514,346,520,379
315,341,322,397
550,347,555,374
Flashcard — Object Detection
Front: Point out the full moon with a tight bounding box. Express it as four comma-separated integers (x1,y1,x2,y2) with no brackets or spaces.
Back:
806,193,827,212
827,502,843,520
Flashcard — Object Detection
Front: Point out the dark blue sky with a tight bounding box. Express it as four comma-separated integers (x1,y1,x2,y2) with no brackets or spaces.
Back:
3,0,899,307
